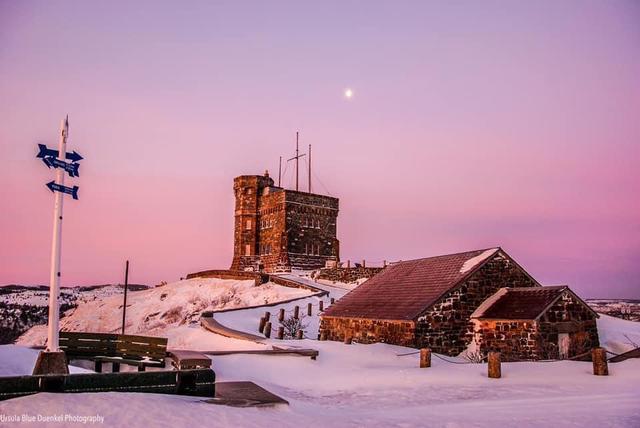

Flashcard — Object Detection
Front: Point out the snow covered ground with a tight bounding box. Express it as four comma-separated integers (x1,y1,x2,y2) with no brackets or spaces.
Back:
3,276,640,427
1,322,639,427
16,278,312,350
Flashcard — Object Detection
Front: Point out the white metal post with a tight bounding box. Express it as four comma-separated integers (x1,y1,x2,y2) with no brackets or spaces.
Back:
47,116,68,352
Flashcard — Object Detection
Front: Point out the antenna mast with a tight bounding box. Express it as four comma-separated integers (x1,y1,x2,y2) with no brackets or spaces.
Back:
278,156,282,187
308,144,312,193
285,131,306,191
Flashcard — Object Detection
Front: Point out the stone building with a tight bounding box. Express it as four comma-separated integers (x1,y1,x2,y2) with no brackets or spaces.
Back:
320,248,542,355
470,286,599,361
230,172,339,273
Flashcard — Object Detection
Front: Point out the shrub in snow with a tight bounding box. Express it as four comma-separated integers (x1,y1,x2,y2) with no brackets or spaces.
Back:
280,314,309,339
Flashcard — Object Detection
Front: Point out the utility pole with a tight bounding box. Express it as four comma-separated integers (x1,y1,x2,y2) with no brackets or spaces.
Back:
308,144,312,193
121,260,129,334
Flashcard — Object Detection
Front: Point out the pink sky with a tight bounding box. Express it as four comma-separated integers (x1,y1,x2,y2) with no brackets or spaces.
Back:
1,1,639,298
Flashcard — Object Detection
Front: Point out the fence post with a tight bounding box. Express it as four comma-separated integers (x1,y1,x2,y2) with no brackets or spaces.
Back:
319,300,324,311
264,322,272,338
278,308,285,322
264,311,271,322
420,348,431,368
344,336,352,345
488,351,501,379
277,327,284,340
347,260,350,269
592,347,608,376
296,330,303,340
320,331,327,341
307,303,312,316
258,316,266,333
294,306,300,319
362,259,366,268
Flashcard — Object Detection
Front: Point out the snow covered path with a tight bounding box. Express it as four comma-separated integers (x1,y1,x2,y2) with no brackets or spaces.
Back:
1,340,639,427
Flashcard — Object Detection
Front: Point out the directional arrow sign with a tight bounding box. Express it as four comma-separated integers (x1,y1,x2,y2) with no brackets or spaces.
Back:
46,181,79,200
37,143,83,162
42,156,80,177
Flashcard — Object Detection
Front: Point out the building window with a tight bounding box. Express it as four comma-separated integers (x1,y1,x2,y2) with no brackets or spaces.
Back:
245,219,252,230
245,244,251,256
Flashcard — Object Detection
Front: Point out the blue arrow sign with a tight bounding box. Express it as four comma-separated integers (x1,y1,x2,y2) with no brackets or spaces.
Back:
37,144,83,162
46,181,79,200
42,156,80,177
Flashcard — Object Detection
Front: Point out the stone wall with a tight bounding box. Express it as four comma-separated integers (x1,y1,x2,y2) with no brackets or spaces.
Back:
316,266,385,283
320,316,416,346
414,251,539,356
230,174,339,273
284,190,339,270
186,269,268,287
537,292,599,360
474,320,541,361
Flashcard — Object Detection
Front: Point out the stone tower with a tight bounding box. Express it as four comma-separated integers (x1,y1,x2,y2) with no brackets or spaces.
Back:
230,172,339,272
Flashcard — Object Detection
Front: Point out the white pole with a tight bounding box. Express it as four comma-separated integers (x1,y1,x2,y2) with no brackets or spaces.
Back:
47,116,68,352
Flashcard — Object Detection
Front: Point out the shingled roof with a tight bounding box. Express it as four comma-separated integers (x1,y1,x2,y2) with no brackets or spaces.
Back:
471,286,597,320
322,248,505,321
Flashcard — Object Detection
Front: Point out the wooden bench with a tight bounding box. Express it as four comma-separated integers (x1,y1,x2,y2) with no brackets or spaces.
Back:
168,350,212,370
59,332,168,372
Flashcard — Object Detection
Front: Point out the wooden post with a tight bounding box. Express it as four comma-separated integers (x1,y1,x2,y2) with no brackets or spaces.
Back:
383,260,387,267
296,330,303,340
258,317,266,333
330,297,335,304
592,347,608,376
344,336,352,345
277,327,284,340
307,303,312,316
294,306,300,319
121,260,129,335
320,331,327,341
420,348,431,368
488,351,501,379
278,308,285,322
362,259,366,268
319,300,324,311
264,311,271,322
264,321,272,338
347,260,351,269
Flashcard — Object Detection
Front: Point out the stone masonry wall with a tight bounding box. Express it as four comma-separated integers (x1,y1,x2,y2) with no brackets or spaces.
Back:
320,316,415,346
316,266,385,283
474,320,542,361
414,251,539,356
537,292,599,360
284,190,339,271
230,174,339,273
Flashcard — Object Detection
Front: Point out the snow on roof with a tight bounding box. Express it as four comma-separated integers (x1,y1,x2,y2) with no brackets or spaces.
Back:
323,248,504,320
459,248,499,274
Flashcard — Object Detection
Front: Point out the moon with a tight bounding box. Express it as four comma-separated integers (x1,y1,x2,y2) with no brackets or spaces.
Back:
344,88,353,99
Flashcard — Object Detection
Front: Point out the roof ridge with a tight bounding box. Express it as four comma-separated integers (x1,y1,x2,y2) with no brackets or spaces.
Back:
392,247,500,265
506,285,567,292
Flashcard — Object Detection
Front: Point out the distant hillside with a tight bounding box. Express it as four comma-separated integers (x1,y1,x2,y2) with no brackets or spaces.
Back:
0,283,149,344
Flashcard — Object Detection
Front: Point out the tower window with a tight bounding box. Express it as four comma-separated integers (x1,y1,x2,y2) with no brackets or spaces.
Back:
245,219,252,230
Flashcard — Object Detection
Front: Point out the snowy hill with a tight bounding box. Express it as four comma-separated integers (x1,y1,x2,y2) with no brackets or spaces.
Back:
17,277,313,350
